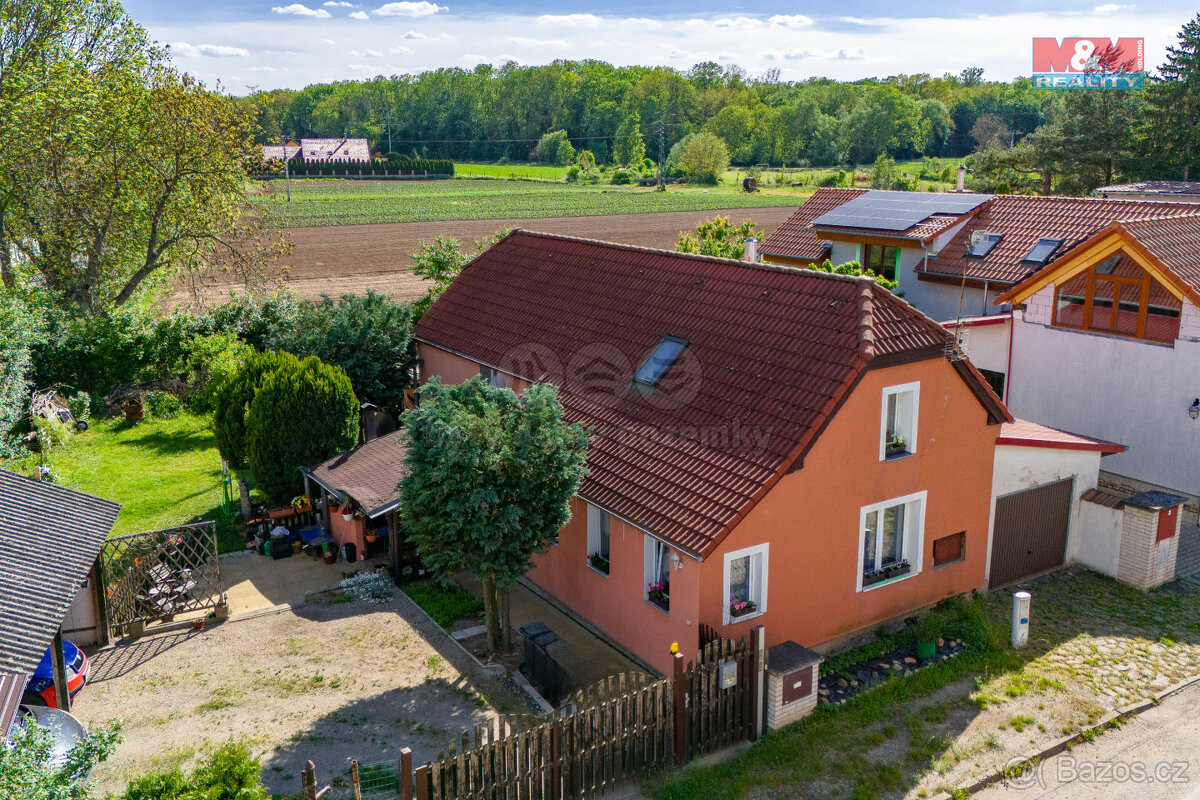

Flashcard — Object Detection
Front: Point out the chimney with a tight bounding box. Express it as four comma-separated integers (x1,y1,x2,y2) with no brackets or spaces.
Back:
956,165,966,192
743,236,759,263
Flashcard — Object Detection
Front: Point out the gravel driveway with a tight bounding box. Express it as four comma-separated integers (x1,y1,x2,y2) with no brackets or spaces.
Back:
74,593,529,796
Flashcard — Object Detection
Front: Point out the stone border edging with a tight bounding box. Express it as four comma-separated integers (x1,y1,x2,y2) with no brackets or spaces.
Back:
930,672,1200,799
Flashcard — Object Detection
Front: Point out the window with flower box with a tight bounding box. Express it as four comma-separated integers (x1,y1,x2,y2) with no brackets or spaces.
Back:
644,536,670,612
722,543,768,624
858,492,925,591
880,383,918,460
586,503,610,575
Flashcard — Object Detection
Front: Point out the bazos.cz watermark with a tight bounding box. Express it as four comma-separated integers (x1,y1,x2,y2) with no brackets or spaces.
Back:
1003,755,1190,790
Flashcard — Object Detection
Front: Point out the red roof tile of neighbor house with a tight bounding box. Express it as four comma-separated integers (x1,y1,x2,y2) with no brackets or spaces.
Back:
997,213,1200,306
996,419,1124,455
305,430,409,517
759,188,866,261
1081,488,1127,509
414,230,1009,557
928,195,1200,286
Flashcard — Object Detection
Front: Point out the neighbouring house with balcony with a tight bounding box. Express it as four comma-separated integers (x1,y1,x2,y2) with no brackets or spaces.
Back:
762,189,1200,523
412,230,1011,673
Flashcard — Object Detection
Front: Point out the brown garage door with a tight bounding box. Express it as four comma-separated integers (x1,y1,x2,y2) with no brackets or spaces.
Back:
989,478,1073,589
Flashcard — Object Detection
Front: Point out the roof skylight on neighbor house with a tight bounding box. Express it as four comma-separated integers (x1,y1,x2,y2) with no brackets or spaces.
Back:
1022,237,1063,265
967,232,1003,258
633,336,688,389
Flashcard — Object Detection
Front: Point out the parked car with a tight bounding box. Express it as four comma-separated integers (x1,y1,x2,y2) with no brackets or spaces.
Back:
23,641,89,708
7,704,91,773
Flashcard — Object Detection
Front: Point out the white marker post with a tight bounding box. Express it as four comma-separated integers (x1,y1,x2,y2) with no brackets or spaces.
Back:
1011,591,1031,648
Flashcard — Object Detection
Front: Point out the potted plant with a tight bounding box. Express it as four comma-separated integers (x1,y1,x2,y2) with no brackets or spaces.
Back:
885,434,907,457
913,614,941,660
729,598,758,619
365,529,379,543
647,581,669,611
321,542,336,565
342,506,354,522
589,552,609,573
291,495,313,513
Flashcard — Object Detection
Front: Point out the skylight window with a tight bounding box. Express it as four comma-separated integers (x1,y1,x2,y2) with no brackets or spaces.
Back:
967,232,1003,258
633,336,688,388
1022,237,1063,264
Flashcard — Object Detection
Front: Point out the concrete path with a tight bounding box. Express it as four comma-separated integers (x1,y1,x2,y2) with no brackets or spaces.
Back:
976,680,1200,799
221,549,388,616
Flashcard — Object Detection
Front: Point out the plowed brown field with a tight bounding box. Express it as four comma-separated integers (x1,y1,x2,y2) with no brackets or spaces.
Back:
168,206,796,306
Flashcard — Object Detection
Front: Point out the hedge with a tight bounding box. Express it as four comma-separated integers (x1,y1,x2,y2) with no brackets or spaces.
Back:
285,156,454,176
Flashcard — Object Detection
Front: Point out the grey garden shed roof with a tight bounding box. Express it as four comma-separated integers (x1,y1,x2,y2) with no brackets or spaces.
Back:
0,469,120,674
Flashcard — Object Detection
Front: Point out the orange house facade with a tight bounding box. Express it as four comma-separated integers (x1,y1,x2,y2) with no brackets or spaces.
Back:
415,231,1009,675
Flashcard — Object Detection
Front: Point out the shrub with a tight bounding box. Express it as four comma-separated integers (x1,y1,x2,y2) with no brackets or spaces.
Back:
212,350,296,468
611,169,632,185
554,139,576,166
68,391,90,421
565,165,581,182
121,742,267,800
870,153,897,189
0,293,42,455
819,171,844,187
33,414,74,450
183,333,255,413
676,132,729,185
2,716,120,799
267,291,415,407
338,571,395,601
531,130,570,163
34,305,157,396
403,581,485,627
146,390,182,419
245,355,358,504
199,291,301,351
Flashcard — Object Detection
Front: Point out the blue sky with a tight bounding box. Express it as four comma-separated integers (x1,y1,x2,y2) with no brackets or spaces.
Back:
123,1,1196,93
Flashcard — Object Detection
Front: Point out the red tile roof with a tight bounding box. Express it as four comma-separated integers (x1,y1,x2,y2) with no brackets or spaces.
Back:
1081,488,1126,509
996,419,1124,455
1115,214,1200,296
414,230,1008,557
928,195,1199,286
759,188,866,261
306,430,409,517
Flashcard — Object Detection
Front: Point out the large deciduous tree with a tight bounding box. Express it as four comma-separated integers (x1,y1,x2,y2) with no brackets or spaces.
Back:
0,0,285,315
401,377,589,655
613,110,645,167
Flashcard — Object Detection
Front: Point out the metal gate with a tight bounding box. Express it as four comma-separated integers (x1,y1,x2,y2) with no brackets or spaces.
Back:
98,522,224,635
989,478,1073,589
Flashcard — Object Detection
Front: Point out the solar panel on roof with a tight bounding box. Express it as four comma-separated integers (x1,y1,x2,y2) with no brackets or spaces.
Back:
811,191,992,233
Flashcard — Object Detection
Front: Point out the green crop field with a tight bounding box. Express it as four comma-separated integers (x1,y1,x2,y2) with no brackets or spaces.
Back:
257,179,808,228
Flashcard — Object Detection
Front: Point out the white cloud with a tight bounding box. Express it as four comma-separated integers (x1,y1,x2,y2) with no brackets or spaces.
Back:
711,17,764,29
783,47,827,60
536,13,602,26
668,48,692,60
769,14,813,28
1094,3,1134,11
837,47,868,60
171,42,250,57
249,65,280,72
459,53,485,65
323,1,354,6
389,45,412,54
372,2,446,17
622,17,662,28
271,3,331,18
349,10,368,19
348,48,383,56
507,37,568,47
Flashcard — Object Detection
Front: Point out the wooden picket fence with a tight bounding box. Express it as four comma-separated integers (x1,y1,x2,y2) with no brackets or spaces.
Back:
302,630,765,800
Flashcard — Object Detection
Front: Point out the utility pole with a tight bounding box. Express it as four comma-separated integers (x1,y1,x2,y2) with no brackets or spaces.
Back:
386,109,393,154
282,133,292,202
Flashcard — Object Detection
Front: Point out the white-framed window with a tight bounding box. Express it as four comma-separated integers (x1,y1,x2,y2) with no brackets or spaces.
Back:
880,382,919,460
644,536,671,613
722,543,768,625
586,503,610,575
479,364,506,388
857,491,926,592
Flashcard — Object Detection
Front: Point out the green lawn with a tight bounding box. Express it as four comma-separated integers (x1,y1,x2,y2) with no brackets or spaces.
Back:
454,162,568,180
4,413,240,552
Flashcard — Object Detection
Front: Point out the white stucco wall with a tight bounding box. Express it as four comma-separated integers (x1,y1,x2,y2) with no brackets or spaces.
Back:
954,319,1011,387
1075,502,1123,577
987,444,1104,581
1007,302,1200,497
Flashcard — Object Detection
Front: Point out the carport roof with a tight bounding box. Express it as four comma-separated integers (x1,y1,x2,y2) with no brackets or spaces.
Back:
0,469,119,674
996,420,1125,455
303,430,409,518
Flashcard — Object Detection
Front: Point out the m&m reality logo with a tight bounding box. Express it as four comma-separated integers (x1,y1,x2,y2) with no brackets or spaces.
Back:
1032,37,1144,89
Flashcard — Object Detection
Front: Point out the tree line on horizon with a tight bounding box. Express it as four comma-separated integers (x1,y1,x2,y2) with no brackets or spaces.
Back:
242,17,1199,194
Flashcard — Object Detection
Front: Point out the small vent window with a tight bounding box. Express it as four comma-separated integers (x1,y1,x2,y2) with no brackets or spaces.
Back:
632,336,688,388
1022,237,1063,265
967,232,1003,258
